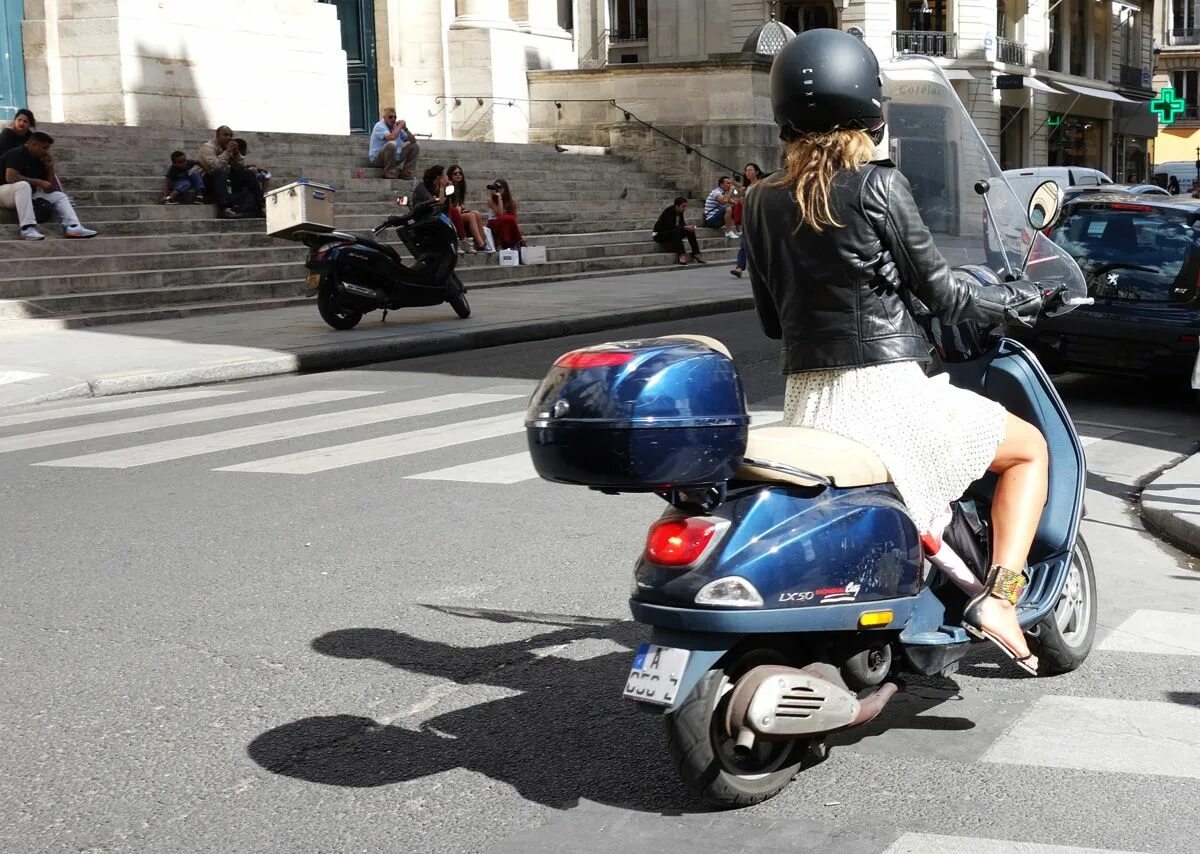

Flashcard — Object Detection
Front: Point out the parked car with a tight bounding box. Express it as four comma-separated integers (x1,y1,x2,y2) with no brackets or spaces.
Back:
1002,166,1113,208
1060,183,1169,206
1008,194,1200,381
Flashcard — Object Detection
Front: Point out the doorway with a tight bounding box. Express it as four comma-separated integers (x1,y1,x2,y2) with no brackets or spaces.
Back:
320,0,379,134
0,0,26,120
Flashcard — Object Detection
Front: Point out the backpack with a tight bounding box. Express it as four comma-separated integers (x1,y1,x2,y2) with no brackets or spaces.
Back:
32,197,54,223
228,188,260,217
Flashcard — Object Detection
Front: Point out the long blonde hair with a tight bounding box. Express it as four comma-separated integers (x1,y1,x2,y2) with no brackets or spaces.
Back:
766,129,877,233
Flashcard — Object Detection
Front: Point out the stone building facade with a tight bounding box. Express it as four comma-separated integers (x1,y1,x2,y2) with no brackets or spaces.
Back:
1152,0,1200,168
0,0,1158,184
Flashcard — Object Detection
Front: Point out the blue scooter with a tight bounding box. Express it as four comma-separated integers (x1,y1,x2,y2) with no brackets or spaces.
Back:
525,59,1097,808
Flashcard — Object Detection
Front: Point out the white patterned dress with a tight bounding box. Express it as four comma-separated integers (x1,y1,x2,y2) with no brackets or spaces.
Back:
782,360,1008,529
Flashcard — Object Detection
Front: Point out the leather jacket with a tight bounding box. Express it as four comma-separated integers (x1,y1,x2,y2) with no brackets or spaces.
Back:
743,163,1044,373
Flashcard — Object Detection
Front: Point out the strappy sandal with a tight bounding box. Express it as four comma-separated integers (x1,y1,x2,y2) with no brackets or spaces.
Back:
691,253,707,264
962,564,1038,676
676,253,688,266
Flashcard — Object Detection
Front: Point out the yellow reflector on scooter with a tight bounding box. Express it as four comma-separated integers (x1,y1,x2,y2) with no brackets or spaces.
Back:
858,610,894,628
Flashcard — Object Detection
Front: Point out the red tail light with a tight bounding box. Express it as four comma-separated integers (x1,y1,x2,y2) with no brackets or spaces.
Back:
554,350,636,369
1109,203,1153,211
645,517,719,567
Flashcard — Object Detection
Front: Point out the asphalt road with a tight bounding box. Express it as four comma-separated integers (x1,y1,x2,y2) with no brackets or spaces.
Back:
2,311,1198,854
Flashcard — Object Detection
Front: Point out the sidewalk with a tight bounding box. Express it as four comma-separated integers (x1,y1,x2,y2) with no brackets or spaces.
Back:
0,267,753,409
1141,451,1200,558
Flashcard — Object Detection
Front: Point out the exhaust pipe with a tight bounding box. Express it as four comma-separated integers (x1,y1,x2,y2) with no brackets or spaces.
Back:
724,663,901,744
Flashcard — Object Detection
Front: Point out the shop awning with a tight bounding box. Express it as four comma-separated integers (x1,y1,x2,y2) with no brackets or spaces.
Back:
1024,77,1061,93
1052,81,1137,103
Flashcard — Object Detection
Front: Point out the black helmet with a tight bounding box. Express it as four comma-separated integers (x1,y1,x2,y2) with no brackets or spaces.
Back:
770,29,884,140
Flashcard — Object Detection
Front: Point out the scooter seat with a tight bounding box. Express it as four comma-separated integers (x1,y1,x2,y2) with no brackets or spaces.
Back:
739,426,892,487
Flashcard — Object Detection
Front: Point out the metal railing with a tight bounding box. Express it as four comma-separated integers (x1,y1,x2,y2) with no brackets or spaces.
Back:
893,30,958,58
1169,27,1200,45
997,37,1028,65
610,30,648,43
431,95,743,176
1116,64,1144,87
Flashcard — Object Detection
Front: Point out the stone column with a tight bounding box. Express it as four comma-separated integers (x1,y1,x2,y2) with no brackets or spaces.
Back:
447,2,530,141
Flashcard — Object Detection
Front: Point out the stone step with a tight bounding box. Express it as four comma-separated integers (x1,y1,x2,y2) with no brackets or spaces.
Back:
58,186,678,206
0,200,672,225
0,227,722,259
0,238,738,297
0,247,740,324
0,215,684,239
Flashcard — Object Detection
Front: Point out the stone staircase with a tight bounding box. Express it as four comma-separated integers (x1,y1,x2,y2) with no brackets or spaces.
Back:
0,124,740,328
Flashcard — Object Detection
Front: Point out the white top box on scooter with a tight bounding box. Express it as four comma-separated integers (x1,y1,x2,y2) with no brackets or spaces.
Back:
265,180,336,240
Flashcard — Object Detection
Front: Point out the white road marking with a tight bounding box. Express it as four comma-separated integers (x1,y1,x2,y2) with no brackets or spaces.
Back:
407,451,536,484
0,390,377,455
37,393,524,468
1098,609,1200,656
0,389,241,429
405,408,787,484
981,695,1200,779
218,412,525,474
0,370,48,386
884,833,1146,853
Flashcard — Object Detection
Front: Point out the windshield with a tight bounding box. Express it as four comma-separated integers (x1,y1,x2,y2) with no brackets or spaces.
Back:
1049,202,1200,304
880,57,1086,306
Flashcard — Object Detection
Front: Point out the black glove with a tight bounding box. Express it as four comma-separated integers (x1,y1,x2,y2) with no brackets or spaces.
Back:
995,276,1048,327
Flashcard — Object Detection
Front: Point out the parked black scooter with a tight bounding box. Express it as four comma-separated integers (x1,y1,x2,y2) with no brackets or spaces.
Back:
297,186,470,330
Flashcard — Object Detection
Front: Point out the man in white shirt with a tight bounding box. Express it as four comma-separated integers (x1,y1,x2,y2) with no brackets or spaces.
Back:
703,176,739,239
368,108,419,180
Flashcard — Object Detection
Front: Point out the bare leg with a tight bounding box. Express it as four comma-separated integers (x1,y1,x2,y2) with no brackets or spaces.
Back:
463,210,486,246
974,413,1048,667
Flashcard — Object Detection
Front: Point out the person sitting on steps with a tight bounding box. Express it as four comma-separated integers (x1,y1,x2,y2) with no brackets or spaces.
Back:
0,131,97,240
447,164,490,254
197,125,264,219
368,108,419,180
486,178,524,250
161,150,205,205
704,175,740,239
652,195,705,266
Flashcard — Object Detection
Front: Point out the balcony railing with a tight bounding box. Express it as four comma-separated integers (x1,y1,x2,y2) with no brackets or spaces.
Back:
893,30,958,58
1169,27,1200,45
997,37,1028,65
1117,64,1144,87
610,30,648,43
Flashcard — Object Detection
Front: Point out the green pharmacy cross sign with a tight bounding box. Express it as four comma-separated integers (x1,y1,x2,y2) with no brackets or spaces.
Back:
1151,88,1187,125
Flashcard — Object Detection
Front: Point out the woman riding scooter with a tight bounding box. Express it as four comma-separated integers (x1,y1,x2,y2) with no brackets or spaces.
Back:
744,30,1051,674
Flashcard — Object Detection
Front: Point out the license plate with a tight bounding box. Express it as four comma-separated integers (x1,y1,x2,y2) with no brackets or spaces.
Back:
305,272,322,293
623,643,690,707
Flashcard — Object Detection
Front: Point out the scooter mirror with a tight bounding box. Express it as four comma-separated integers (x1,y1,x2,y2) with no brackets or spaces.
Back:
1027,180,1062,231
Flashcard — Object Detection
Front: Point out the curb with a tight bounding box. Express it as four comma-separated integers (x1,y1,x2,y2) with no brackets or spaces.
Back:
35,294,756,403
1139,449,1200,559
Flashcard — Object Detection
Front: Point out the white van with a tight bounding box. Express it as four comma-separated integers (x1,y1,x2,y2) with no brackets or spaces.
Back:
1151,161,1198,194
1001,166,1113,206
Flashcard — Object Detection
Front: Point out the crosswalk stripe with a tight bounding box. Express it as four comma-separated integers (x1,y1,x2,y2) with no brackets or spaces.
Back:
884,833,1145,853
0,389,242,429
218,412,525,474
0,370,48,386
981,695,1200,780
0,390,377,455
1098,609,1200,656
407,451,536,484
404,409,787,484
36,393,525,469
404,408,787,485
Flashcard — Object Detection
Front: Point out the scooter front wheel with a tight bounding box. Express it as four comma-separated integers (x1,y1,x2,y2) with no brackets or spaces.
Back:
665,660,815,808
1032,534,1097,675
448,273,471,319
317,281,363,330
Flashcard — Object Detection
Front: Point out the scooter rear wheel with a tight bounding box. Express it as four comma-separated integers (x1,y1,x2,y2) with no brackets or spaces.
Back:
317,281,363,330
448,274,471,319
665,655,815,808
1032,534,1097,675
